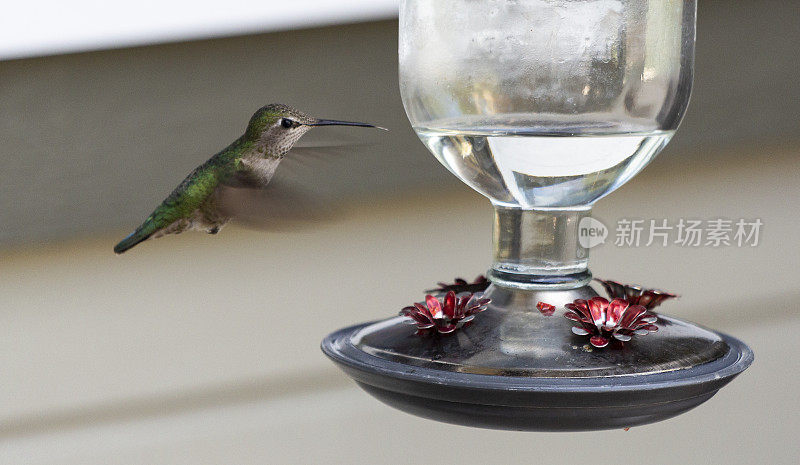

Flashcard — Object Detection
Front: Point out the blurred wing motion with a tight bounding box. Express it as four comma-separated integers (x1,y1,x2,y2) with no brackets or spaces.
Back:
217,177,337,231
218,143,371,231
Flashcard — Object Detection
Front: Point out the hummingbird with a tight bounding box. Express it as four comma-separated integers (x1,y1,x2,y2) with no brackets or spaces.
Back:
114,103,385,254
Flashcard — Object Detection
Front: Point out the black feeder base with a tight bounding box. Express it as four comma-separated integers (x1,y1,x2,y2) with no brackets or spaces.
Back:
321,285,753,432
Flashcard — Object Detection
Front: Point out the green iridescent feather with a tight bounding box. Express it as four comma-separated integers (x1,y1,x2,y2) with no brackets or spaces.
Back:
113,137,251,254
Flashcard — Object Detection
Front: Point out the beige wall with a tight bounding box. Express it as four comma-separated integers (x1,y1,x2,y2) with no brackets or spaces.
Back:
1,1,799,463
1,145,798,462
0,0,799,247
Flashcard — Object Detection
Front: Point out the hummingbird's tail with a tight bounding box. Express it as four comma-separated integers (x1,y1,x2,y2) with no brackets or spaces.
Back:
114,230,152,254
114,221,157,254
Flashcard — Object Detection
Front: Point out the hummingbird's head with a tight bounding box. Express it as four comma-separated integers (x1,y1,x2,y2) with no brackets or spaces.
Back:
245,103,385,156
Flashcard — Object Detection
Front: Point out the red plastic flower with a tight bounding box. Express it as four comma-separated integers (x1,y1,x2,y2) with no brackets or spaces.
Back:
536,301,556,316
565,297,658,348
427,275,490,294
400,291,491,334
595,278,677,310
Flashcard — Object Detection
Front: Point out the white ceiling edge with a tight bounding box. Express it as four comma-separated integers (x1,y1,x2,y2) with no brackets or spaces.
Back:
0,0,400,61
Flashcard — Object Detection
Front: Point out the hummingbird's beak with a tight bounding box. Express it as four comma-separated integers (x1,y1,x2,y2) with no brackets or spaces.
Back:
308,119,388,131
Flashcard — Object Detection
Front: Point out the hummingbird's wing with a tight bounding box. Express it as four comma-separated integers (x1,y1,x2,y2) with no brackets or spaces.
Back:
215,142,376,231
114,161,222,253
216,179,337,231
216,147,351,231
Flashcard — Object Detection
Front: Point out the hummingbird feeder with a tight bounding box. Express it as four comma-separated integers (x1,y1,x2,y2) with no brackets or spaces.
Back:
322,0,752,431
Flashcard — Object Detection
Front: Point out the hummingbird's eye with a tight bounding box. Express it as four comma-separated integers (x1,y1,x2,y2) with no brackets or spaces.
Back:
281,118,295,129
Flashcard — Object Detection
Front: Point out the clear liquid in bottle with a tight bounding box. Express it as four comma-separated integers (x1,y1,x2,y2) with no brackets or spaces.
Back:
415,116,673,208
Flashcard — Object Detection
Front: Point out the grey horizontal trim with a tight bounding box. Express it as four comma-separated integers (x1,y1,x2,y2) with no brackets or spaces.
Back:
0,367,351,439
0,1,399,61
1,291,795,438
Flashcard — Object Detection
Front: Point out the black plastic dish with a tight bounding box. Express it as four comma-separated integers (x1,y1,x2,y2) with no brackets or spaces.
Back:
322,321,753,431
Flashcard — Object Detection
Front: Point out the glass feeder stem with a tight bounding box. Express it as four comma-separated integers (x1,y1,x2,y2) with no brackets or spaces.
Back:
489,206,592,289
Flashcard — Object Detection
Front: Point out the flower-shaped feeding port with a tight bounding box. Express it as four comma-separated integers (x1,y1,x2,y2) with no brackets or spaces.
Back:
427,275,490,295
400,291,491,335
595,278,678,310
565,297,659,348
